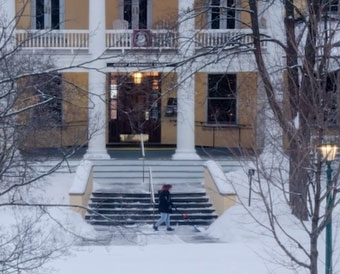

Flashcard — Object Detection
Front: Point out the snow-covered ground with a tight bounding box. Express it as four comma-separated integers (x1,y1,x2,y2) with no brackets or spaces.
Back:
2,162,339,274
43,172,281,274
41,171,326,274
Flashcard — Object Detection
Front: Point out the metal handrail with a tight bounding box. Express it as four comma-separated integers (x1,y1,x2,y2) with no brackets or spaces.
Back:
149,167,157,224
140,133,145,182
149,167,156,205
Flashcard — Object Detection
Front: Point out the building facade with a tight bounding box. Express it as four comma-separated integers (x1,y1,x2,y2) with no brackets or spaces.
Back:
3,0,268,159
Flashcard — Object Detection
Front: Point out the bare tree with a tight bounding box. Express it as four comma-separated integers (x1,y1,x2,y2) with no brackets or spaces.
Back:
145,1,340,273
248,0,340,220
0,5,100,273
234,1,340,273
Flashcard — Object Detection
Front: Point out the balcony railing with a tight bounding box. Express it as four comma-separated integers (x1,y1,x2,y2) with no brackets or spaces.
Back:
195,29,258,48
16,29,89,49
106,29,177,49
16,29,266,50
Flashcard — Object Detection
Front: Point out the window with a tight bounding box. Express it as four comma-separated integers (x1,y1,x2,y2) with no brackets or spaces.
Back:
209,0,236,29
32,74,63,127
312,72,339,127
324,0,339,13
207,74,237,124
324,72,338,126
123,0,150,29
32,0,64,29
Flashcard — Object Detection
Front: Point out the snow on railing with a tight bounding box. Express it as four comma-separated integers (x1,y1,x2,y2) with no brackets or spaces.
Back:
195,29,267,49
105,29,177,49
16,29,89,49
15,29,267,50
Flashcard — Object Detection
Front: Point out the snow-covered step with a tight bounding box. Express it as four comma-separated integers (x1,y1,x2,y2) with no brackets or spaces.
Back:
91,159,239,186
85,192,218,227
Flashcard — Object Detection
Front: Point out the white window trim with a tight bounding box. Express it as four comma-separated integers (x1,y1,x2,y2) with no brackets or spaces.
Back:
206,73,238,125
207,0,239,29
31,0,64,29
119,0,152,29
325,0,340,13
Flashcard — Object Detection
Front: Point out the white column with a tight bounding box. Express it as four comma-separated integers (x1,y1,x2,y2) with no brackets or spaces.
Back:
172,0,200,160
84,0,110,159
1,0,16,49
1,0,15,23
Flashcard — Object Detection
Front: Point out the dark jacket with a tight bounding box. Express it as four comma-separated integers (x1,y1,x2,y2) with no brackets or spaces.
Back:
158,190,173,213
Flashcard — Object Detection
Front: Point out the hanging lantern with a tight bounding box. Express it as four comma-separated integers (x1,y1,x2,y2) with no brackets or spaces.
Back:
133,72,143,84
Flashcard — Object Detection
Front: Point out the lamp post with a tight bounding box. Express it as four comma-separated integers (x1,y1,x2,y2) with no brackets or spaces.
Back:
319,144,338,274
248,169,255,206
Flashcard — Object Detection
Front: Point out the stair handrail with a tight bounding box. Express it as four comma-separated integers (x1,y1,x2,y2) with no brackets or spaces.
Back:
140,133,145,183
140,133,145,158
149,167,157,224
149,167,156,205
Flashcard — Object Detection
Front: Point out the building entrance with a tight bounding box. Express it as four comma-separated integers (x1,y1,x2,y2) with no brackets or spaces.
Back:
108,72,161,144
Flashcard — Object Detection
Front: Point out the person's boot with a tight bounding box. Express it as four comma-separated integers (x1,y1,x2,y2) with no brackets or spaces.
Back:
166,227,174,231
153,225,158,231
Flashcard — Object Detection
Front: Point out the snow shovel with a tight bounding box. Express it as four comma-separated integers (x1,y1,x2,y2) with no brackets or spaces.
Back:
173,206,205,232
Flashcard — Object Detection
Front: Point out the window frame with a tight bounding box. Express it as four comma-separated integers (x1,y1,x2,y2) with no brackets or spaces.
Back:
207,0,238,30
120,0,152,29
32,74,64,127
206,73,237,125
323,0,340,13
31,0,65,29
323,72,339,126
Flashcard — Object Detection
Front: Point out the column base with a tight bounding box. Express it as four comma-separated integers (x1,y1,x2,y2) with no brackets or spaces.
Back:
172,149,201,160
84,149,111,160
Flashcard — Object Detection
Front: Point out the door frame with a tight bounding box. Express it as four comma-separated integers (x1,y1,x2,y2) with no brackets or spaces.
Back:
120,0,152,29
31,0,65,29
108,72,162,144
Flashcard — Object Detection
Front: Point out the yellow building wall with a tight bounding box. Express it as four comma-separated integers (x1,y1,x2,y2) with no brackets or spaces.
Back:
159,71,257,149
237,72,257,148
107,0,178,29
195,72,257,149
65,0,89,29
152,0,178,28
195,0,207,29
15,0,253,30
239,0,252,29
194,0,253,30
160,72,177,144
18,73,88,148
60,72,88,147
107,0,120,29
16,0,31,29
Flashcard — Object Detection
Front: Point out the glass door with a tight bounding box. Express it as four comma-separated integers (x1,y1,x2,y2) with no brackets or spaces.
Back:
123,0,150,29
209,0,236,29
108,72,161,144
33,0,63,29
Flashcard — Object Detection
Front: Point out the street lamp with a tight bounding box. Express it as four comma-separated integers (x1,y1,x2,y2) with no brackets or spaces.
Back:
319,143,338,274
248,169,255,206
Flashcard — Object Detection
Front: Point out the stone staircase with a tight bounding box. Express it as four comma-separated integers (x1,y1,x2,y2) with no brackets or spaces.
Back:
92,159,240,187
85,191,217,226
85,159,240,227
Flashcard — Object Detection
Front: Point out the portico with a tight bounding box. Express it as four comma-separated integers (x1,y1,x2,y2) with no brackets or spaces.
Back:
10,0,263,156
84,0,199,160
